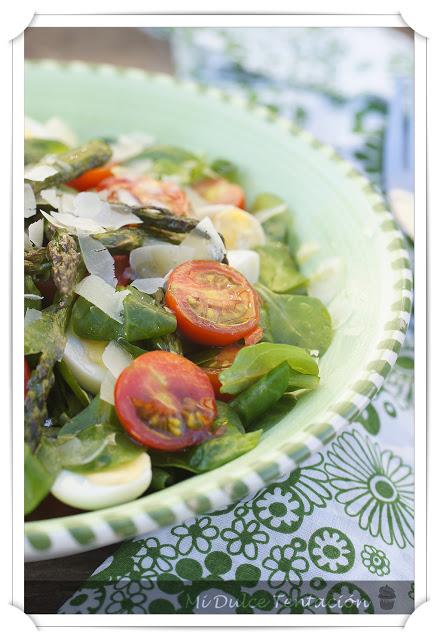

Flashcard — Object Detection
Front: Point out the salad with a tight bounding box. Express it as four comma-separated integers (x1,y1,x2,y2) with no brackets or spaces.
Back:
24,120,332,516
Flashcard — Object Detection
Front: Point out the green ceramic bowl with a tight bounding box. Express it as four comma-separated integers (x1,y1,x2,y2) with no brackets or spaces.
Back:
24,60,412,561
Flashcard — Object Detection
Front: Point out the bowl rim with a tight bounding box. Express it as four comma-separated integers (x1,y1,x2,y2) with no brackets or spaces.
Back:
24,60,413,560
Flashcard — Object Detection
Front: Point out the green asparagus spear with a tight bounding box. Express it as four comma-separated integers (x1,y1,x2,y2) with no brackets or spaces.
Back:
24,247,51,277
26,139,112,190
92,227,146,253
47,232,81,298
110,203,199,243
24,350,57,452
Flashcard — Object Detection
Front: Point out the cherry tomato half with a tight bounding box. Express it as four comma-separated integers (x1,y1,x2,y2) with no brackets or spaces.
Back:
67,165,114,191
97,176,190,216
114,351,217,451
193,178,245,209
196,345,242,400
113,254,133,287
165,261,260,346
24,358,30,397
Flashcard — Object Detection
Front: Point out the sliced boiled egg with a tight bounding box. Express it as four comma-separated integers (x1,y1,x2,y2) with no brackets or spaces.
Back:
227,249,260,284
210,206,266,250
63,327,108,394
51,453,152,510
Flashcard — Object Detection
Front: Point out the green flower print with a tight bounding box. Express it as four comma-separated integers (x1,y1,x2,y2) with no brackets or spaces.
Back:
325,430,414,548
61,587,106,614
105,577,148,614
132,537,177,575
221,518,269,560
308,527,355,574
254,485,303,533
262,539,308,588
287,453,332,514
171,517,219,555
361,544,390,576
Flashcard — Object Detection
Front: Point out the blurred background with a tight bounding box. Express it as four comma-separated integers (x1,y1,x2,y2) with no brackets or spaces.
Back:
25,27,414,195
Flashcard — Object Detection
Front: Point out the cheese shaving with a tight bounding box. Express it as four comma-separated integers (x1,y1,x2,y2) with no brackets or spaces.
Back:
28,219,44,247
74,275,129,323
131,278,165,294
102,341,133,379
24,184,36,219
24,165,58,182
78,235,117,287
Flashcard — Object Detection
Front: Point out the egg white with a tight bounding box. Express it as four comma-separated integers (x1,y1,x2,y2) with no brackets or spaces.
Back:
63,328,108,394
51,453,152,510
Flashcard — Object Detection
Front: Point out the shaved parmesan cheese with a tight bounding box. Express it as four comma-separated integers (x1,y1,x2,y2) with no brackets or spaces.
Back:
24,165,58,182
100,371,117,405
24,232,33,250
180,217,226,261
43,210,106,234
102,341,132,379
40,188,60,210
308,257,346,306
296,242,321,265
24,294,43,300
24,184,36,218
24,308,42,326
227,250,260,284
94,203,142,230
253,202,288,224
130,244,194,278
131,278,165,294
74,275,129,323
78,235,116,287
74,192,104,218
110,132,154,163
117,189,140,207
192,203,232,221
28,219,44,247
44,117,78,146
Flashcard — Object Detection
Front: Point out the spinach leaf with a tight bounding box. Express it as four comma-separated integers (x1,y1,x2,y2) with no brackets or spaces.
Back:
247,395,298,433
72,286,177,342
123,287,177,342
230,362,291,427
211,158,240,183
256,285,332,354
24,138,69,165
219,342,318,395
256,242,308,293
24,304,68,357
24,276,42,312
24,443,55,515
59,396,114,436
127,145,207,184
287,371,320,391
150,467,177,491
56,360,90,407
150,401,260,473
251,193,291,243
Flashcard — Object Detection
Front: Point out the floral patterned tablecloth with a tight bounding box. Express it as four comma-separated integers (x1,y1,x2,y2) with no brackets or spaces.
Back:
60,27,414,616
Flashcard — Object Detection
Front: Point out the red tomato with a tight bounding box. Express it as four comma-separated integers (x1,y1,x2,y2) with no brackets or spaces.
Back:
24,358,30,397
97,176,190,216
196,345,242,400
114,351,217,451
165,261,260,346
67,165,114,191
113,254,133,287
244,326,264,346
193,178,245,209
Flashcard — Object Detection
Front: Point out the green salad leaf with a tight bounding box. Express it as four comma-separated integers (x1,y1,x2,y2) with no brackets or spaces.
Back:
24,443,54,515
72,286,177,342
126,145,207,184
256,285,333,354
24,275,42,312
24,303,69,357
247,395,298,433
24,138,70,166
219,342,319,395
251,193,291,243
256,242,308,293
150,402,260,474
